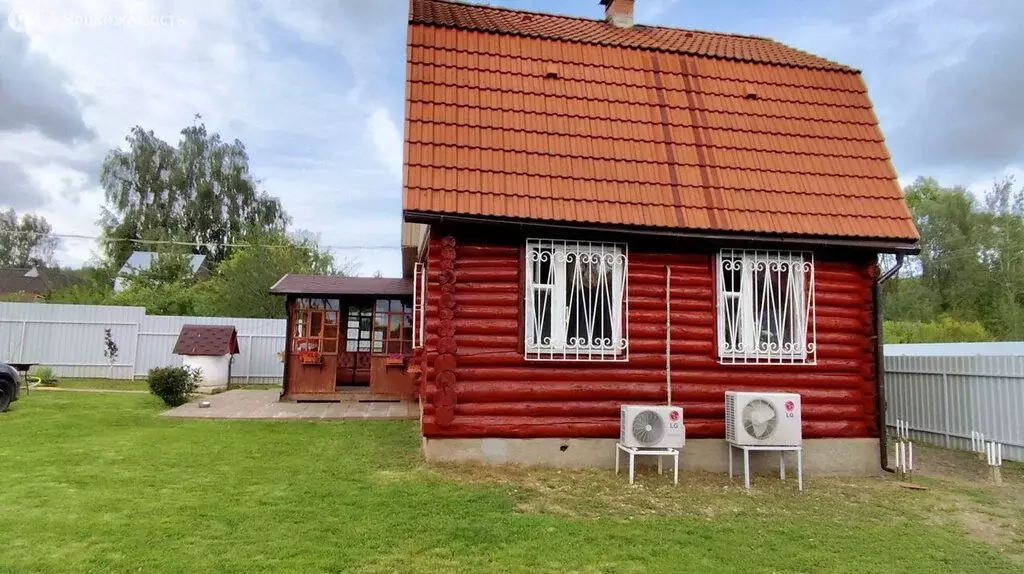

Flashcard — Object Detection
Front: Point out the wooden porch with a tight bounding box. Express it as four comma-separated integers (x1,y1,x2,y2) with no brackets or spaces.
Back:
270,275,417,402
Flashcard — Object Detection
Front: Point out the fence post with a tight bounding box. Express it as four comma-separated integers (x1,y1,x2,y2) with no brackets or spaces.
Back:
245,335,252,385
18,320,27,362
942,371,951,448
130,321,141,380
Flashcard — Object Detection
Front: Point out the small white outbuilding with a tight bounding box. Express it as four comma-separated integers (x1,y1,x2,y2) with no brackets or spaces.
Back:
172,325,240,393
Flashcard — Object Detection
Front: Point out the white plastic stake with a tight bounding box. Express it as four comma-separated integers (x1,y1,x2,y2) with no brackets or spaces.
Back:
987,441,1003,486
895,442,904,477
896,419,910,440
983,439,999,484
986,441,1003,467
908,442,913,472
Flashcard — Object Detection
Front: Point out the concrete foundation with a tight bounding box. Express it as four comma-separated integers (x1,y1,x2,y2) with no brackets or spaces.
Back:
423,437,882,476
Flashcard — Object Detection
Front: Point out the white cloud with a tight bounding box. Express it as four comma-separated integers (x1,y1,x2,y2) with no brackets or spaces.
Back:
637,0,680,22
0,0,409,276
966,167,1024,198
367,107,403,180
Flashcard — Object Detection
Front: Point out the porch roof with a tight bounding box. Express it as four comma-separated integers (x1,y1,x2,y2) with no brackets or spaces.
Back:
269,275,413,297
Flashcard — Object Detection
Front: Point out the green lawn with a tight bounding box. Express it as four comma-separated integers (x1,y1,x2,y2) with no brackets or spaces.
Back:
42,377,148,391
34,377,280,392
1,393,1021,573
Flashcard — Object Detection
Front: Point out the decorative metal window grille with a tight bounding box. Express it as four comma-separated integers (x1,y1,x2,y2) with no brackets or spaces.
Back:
524,239,628,361
716,249,816,364
412,262,425,349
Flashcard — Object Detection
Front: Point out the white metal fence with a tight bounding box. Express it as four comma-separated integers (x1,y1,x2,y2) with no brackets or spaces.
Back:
0,302,285,385
884,351,1024,462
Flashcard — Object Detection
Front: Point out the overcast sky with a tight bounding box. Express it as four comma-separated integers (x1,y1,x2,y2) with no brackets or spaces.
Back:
1,0,1021,275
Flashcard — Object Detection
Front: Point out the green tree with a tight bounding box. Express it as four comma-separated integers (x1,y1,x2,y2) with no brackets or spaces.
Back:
47,264,118,305
0,209,58,267
905,177,989,321
978,177,1024,337
882,276,938,323
111,282,202,316
105,252,204,315
885,176,1024,340
199,230,349,319
99,119,288,266
117,252,197,290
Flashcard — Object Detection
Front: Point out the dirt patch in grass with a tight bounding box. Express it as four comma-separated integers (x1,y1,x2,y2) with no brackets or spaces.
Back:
433,462,903,522
432,443,1024,563
961,510,1010,545
907,445,1024,562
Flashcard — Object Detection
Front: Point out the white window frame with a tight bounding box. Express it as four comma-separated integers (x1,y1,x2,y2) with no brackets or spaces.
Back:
411,261,426,349
716,249,816,365
524,238,628,361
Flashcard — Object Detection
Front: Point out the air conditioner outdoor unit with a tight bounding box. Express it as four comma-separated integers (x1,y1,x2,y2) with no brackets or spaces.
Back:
620,405,685,449
725,392,802,447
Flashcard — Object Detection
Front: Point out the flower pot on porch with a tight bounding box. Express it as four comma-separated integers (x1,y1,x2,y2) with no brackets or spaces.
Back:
299,350,323,365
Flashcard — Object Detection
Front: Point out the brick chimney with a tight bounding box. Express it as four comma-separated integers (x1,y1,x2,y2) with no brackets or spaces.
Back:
601,0,634,28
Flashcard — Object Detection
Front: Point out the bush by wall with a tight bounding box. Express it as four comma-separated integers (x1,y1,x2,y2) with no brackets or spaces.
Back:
147,366,201,407
29,365,59,386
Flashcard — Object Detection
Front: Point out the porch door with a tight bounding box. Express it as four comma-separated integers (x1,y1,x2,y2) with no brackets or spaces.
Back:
338,303,373,386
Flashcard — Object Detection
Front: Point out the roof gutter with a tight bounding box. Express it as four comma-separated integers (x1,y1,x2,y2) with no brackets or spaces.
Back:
875,253,904,473
407,212,921,254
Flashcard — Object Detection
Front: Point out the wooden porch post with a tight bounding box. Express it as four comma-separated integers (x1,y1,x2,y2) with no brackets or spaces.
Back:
281,295,293,398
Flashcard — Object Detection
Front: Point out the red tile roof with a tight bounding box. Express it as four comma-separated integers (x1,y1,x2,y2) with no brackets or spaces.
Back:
270,275,413,296
173,325,239,356
402,0,919,244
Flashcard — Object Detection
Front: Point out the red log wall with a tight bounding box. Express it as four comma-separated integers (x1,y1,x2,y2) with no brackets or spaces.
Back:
413,227,879,440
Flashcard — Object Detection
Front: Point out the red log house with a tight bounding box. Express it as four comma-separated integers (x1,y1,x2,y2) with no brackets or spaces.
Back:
398,0,919,473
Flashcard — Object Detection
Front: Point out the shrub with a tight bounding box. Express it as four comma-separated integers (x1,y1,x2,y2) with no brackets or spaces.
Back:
883,316,993,344
147,366,201,407
29,365,59,386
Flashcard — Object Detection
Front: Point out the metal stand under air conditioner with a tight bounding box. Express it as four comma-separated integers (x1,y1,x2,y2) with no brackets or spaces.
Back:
615,443,679,485
728,444,803,492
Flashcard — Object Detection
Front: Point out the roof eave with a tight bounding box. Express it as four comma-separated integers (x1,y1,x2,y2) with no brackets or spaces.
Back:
268,273,291,295
404,211,921,255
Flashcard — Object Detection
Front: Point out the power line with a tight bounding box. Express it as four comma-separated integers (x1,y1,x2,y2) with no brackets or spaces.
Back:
0,229,402,251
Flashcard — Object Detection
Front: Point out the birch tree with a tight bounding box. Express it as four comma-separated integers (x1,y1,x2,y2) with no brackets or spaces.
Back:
99,119,288,266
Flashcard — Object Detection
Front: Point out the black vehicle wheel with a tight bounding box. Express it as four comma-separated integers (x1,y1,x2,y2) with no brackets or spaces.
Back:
0,382,11,413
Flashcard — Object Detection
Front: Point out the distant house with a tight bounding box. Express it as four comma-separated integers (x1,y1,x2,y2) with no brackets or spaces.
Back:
114,251,209,293
0,266,83,301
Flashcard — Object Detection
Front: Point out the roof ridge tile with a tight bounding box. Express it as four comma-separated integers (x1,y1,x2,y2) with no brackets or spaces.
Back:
410,0,854,72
